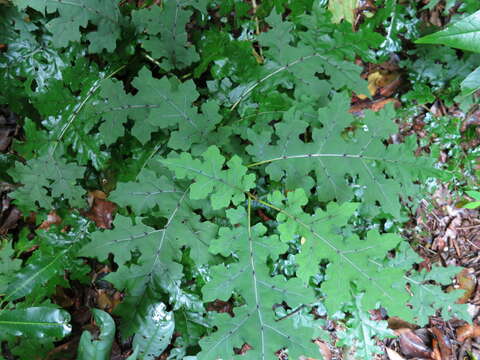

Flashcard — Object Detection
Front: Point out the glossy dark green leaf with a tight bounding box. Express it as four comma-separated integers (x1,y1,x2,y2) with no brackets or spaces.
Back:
416,10,480,53
461,65,480,95
78,309,115,360
132,303,174,360
0,307,71,339
13,0,122,52
3,215,90,303
0,240,22,294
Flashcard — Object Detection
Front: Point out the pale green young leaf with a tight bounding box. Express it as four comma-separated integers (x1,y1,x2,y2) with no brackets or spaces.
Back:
466,190,480,200
463,201,480,209
161,146,256,209
328,0,358,24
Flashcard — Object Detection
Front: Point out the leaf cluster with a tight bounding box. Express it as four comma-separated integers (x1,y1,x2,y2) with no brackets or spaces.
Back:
0,1,472,359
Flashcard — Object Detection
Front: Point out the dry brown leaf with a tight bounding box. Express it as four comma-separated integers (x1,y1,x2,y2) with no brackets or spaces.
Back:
456,323,480,342
38,211,62,230
388,317,418,330
85,191,117,229
370,98,401,112
431,339,442,360
430,327,452,359
385,347,405,360
96,289,116,311
234,343,252,355
380,77,402,97
206,299,234,317
456,268,477,304
315,340,332,360
397,328,432,358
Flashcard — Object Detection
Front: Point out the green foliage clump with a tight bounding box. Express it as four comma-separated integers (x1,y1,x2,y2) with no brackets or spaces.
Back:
0,1,474,359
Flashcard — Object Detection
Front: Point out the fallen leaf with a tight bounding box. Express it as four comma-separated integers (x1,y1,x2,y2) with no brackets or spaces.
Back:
234,343,252,355
385,347,405,360
0,205,21,234
430,339,442,360
370,98,401,112
349,98,400,114
85,191,117,229
397,328,432,358
206,299,234,317
456,323,480,342
328,0,357,24
380,76,402,97
314,339,332,360
38,211,62,230
388,317,418,330
96,289,115,311
367,70,401,96
257,208,272,222
430,327,452,359
456,268,477,304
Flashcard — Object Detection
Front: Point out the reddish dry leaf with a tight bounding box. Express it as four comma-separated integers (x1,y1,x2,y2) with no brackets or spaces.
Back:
456,324,480,342
370,98,401,112
38,211,62,230
430,339,442,360
430,327,452,359
314,339,332,360
349,98,400,114
85,191,117,229
257,208,272,222
396,328,432,358
380,77,402,97
234,343,252,355
206,299,234,317
96,289,113,311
